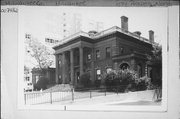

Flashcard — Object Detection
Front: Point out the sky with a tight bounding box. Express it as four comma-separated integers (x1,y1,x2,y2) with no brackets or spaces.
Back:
21,7,168,45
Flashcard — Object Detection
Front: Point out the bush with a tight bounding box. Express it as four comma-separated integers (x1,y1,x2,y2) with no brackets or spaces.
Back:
79,72,91,88
102,69,152,92
135,76,151,91
103,69,137,90
94,79,101,87
34,76,49,90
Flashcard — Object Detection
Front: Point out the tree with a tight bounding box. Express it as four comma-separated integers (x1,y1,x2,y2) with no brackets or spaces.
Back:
145,44,162,62
26,38,54,71
152,44,162,61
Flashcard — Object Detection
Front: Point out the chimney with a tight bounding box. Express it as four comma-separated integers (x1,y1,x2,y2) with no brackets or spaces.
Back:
149,30,154,43
121,16,128,32
88,30,98,37
133,31,141,37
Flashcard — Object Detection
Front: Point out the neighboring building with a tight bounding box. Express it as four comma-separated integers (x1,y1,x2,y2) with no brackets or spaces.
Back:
24,66,33,91
53,16,162,87
24,34,56,89
31,68,56,87
45,38,60,46
88,20,104,32
24,34,33,91
45,12,82,40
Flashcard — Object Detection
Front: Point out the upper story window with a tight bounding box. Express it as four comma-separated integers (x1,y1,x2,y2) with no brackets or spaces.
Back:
106,47,111,58
120,47,124,54
25,34,31,39
96,50,100,60
35,76,39,83
26,77,30,81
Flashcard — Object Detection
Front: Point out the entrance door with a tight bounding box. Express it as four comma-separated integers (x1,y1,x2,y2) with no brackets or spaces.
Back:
74,68,80,86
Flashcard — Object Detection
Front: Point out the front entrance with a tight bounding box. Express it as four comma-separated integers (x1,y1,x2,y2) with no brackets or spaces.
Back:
74,68,80,86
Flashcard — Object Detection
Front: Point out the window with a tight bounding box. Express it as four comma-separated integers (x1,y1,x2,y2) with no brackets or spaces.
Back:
147,66,152,78
137,64,142,77
106,67,112,73
59,60,61,65
35,76,39,83
45,38,50,43
96,50,100,60
106,47,111,58
120,63,129,70
51,39,54,43
25,34,31,39
50,39,53,43
120,47,124,54
96,69,101,80
55,40,59,43
26,77,30,81
87,54,91,61
59,60,61,67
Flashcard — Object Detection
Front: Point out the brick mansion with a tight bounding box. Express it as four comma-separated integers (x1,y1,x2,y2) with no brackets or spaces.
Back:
53,16,162,87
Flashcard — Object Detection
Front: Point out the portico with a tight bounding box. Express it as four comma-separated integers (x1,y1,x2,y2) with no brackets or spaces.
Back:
54,39,93,87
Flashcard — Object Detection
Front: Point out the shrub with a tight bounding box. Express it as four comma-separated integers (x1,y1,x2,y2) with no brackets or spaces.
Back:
34,76,49,90
102,69,153,92
102,69,131,91
94,79,101,87
79,72,91,88
103,69,149,92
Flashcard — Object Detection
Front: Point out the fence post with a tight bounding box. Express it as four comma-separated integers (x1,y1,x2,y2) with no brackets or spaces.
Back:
105,88,106,96
72,88,74,101
50,91,52,104
117,86,118,95
90,90,92,98
24,93,26,105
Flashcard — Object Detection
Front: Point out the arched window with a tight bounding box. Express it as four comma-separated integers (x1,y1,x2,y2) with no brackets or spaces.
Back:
120,63,129,70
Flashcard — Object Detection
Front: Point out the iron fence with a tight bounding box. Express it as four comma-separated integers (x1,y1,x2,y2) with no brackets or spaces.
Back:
24,85,161,105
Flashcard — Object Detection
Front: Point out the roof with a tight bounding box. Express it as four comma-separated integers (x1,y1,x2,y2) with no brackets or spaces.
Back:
53,26,158,49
